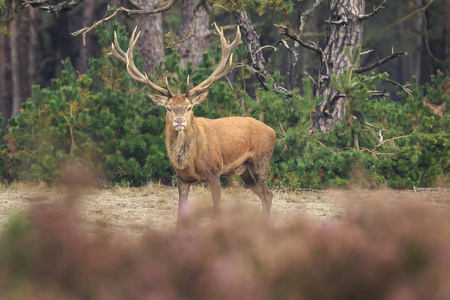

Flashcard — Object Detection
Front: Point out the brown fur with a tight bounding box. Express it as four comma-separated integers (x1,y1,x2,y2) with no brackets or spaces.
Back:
110,25,252,224
153,93,276,223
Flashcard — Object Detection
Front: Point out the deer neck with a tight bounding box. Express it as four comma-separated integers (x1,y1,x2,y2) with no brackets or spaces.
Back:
165,115,198,170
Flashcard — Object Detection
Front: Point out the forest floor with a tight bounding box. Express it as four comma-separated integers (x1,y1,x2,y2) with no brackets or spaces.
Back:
0,183,449,235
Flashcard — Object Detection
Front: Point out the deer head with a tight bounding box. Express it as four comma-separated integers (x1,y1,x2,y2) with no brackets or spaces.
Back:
109,24,241,132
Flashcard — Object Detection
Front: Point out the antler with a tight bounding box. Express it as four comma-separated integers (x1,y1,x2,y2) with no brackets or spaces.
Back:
187,23,242,96
109,27,173,97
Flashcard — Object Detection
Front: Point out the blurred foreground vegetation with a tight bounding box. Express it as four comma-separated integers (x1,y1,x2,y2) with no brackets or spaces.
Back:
0,178,449,299
0,23,449,189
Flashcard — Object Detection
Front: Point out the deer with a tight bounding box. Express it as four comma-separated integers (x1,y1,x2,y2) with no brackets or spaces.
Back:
110,24,276,224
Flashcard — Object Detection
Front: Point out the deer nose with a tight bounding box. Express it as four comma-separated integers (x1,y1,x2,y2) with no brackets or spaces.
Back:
174,118,185,125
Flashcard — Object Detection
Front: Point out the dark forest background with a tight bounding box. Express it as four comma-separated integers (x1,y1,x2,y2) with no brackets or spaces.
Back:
1,0,449,126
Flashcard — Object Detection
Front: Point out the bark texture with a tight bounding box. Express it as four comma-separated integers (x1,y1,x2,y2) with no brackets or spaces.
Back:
0,33,10,128
444,0,450,77
178,0,209,68
0,7,37,122
79,0,96,74
10,8,37,117
134,0,165,74
314,0,365,132
233,11,287,93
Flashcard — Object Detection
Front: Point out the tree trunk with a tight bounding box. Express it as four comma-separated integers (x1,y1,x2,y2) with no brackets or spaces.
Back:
233,11,287,94
10,18,22,117
0,33,10,128
134,0,164,74
178,0,209,68
79,0,96,74
28,9,37,90
10,7,37,117
443,0,450,77
313,0,365,132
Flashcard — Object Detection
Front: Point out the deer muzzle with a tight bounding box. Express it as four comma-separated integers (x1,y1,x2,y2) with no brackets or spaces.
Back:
173,118,186,131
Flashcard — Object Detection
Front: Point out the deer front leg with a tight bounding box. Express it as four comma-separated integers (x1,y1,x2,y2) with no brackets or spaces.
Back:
177,177,191,224
209,174,222,215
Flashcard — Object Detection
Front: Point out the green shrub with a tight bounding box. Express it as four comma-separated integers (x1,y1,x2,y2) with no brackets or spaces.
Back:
244,65,449,189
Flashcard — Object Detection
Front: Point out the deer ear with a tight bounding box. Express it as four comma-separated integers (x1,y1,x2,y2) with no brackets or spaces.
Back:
191,90,209,105
146,92,168,106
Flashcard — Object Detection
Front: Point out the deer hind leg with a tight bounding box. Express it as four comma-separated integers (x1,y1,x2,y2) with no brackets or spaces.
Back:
240,164,273,215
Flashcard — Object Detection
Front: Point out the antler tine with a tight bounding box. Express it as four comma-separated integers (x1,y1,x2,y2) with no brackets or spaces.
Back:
185,75,190,96
109,31,127,64
187,23,242,96
165,78,174,97
110,27,169,97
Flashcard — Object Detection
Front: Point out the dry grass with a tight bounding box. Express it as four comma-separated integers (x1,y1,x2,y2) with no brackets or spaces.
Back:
1,181,448,233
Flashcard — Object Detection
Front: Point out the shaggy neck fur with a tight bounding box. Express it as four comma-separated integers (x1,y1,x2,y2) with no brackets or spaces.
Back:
165,114,198,170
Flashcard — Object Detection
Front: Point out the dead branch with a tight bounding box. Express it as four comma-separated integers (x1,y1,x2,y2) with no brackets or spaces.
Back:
413,186,450,192
360,147,395,157
373,126,420,151
324,16,348,25
376,0,436,33
254,45,278,55
233,11,289,95
19,0,84,16
297,0,323,38
374,134,411,150
275,24,322,55
71,0,179,44
278,119,286,139
359,0,387,20
163,13,197,49
355,51,407,74
316,140,337,155
383,78,412,95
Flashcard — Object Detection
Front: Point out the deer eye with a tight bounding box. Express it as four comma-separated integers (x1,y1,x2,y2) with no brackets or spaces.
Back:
187,107,192,111
167,107,172,112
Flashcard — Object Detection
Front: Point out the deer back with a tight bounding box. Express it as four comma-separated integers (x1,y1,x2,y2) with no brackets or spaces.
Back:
166,115,275,182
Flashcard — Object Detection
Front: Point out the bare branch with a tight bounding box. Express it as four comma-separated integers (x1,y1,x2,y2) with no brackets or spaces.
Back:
71,0,179,44
360,49,374,56
376,0,436,32
297,0,323,38
254,45,278,55
359,0,387,20
324,16,348,25
278,39,301,88
233,11,289,95
19,0,84,16
374,126,420,151
316,140,337,155
275,24,322,54
163,13,196,49
384,78,412,95
355,51,407,73
303,71,317,86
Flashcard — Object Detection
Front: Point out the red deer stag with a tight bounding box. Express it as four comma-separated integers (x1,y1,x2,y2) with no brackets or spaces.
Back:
110,25,276,223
